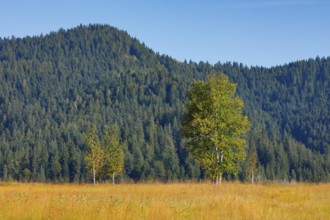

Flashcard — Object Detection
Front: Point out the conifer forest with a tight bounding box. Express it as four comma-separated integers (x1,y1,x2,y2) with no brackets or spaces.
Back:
0,24,329,183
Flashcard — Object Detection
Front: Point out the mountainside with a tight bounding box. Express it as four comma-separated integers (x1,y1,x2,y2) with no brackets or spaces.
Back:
0,24,329,182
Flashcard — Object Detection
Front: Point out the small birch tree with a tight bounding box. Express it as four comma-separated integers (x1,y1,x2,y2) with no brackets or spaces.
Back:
102,125,124,184
247,151,258,184
85,126,104,185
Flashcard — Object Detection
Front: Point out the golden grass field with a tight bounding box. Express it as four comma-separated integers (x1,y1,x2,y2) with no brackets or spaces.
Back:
0,182,329,220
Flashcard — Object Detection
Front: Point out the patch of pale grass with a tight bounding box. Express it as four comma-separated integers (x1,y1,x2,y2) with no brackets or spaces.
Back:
0,182,329,219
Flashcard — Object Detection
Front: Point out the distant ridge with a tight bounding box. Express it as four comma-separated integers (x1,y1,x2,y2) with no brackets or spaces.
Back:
0,24,329,182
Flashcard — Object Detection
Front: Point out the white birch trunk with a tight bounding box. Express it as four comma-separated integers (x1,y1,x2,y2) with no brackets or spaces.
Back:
216,149,220,185
93,165,96,185
219,152,223,184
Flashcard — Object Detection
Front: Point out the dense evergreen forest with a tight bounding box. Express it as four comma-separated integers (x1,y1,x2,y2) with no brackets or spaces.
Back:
0,24,329,182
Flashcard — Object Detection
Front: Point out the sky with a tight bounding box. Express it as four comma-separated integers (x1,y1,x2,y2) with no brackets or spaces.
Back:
1,0,329,67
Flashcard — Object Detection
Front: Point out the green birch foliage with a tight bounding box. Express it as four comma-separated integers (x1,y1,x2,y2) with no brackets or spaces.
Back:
247,150,258,184
85,126,104,185
182,73,250,181
102,124,124,183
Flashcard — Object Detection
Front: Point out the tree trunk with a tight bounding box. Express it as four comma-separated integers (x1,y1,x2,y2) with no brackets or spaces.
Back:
219,152,223,184
251,171,254,184
93,165,96,185
216,149,220,185
112,172,115,185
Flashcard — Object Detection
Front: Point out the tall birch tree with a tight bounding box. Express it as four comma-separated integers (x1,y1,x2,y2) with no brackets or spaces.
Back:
182,73,250,184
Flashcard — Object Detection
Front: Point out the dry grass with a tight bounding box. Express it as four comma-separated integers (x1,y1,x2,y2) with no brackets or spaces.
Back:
0,182,329,219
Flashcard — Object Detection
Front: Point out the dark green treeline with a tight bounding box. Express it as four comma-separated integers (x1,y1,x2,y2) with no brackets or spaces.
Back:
0,24,329,182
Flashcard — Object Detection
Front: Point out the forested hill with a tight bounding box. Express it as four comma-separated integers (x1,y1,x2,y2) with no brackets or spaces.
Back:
0,24,329,182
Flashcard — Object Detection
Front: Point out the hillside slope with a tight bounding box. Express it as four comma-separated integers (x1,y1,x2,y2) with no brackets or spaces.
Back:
0,24,329,182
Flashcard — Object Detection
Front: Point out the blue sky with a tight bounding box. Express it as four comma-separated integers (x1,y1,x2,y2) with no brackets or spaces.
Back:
1,0,329,67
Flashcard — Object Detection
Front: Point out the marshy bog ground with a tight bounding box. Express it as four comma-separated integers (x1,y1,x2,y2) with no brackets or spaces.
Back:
0,182,329,219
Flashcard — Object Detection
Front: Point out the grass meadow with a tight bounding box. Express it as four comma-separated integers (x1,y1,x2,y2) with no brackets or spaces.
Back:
0,182,329,219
